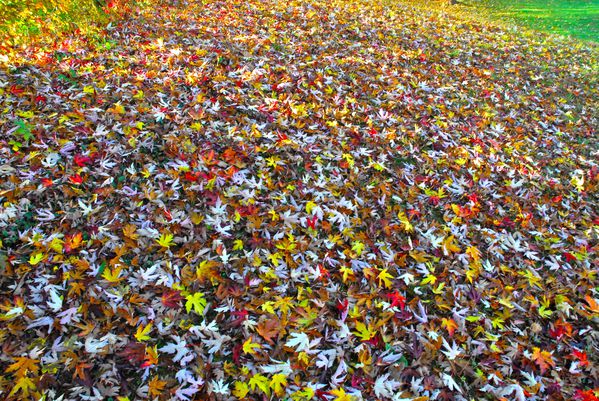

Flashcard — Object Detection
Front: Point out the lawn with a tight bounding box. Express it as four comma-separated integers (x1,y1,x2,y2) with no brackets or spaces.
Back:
463,0,599,41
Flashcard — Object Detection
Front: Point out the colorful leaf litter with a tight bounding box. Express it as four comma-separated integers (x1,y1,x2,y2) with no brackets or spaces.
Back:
0,0,598,400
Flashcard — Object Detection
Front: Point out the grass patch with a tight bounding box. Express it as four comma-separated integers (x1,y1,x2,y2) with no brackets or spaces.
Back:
456,0,598,41
0,0,132,46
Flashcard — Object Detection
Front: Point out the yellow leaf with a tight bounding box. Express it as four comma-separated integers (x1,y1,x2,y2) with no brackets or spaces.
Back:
342,153,354,168
538,305,553,318
292,387,315,401
16,110,34,118
267,252,283,267
270,373,288,396
249,374,270,395
9,376,36,398
409,250,429,263
156,232,174,248
442,235,460,255
113,102,126,114
330,388,353,401
498,297,514,309
421,274,437,286
466,245,481,261
351,240,365,256
232,381,249,399
29,252,44,266
340,265,355,283
305,201,317,214
83,86,95,94
49,237,65,253
243,338,261,355
432,282,445,294
353,321,375,341
185,292,206,314
397,211,414,232
134,323,152,342
377,268,394,288
102,266,123,283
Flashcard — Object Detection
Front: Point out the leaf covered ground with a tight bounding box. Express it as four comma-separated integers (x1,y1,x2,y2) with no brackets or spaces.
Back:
0,0,598,400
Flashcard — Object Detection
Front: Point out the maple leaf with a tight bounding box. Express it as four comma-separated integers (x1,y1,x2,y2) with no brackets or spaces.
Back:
65,232,83,252
284,332,314,352
574,389,599,401
256,318,281,344
119,342,146,366
196,259,220,283
531,347,555,373
5,357,39,377
142,345,159,368
242,337,261,354
232,381,249,399
584,295,599,314
466,245,481,261
386,291,406,310
306,201,317,214
353,321,375,341
248,373,270,395
330,388,354,401
185,292,207,315
397,211,414,232
442,235,460,255
351,240,365,256
161,290,184,308
211,379,230,395
148,376,167,398
442,338,462,360
442,318,458,337
134,323,152,342
156,232,175,248
269,373,288,396
102,266,124,283
29,252,44,266
377,268,394,288
421,272,438,286
9,376,36,398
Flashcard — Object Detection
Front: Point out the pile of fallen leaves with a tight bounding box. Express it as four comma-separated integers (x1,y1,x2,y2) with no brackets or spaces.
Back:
0,0,597,400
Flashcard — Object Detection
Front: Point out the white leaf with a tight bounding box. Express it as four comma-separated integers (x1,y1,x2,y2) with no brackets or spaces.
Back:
261,359,293,375
374,373,400,398
85,337,109,353
285,332,310,352
442,373,462,393
209,379,230,395
47,288,63,312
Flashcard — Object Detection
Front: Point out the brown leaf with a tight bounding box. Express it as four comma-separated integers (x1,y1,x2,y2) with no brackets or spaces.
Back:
256,318,281,344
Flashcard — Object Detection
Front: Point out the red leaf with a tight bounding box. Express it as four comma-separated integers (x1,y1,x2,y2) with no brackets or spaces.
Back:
118,342,146,367
74,155,91,167
69,174,83,185
161,290,184,308
574,390,599,401
386,291,406,310
572,350,589,367
564,252,577,262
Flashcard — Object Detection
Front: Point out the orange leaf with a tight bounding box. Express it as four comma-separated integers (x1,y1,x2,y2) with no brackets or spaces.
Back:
584,295,599,314
5,357,39,378
149,376,168,398
256,318,281,344
442,318,458,337
531,347,555,374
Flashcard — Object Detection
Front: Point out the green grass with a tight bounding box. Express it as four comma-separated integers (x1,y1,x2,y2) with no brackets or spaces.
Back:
463,0,599,41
